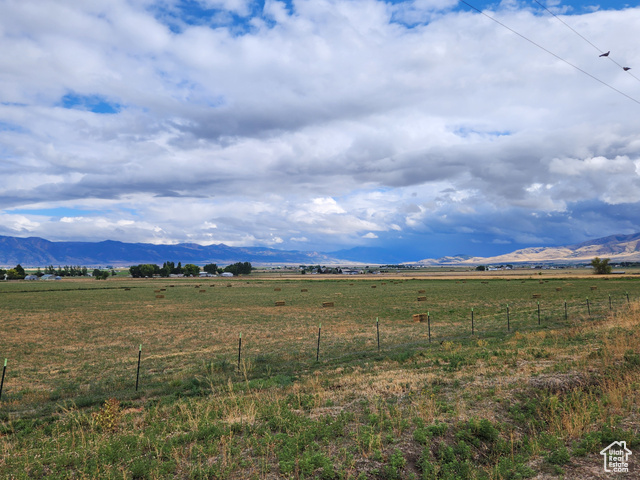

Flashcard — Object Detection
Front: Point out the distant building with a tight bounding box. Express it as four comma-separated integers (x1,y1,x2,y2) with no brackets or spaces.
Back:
221,272,234,277
24,275,39,280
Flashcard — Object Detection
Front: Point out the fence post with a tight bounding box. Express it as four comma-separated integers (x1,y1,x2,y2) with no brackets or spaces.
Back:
135,345,142,391
609,294,612,311
428,312,431,343
471,308,474,335
507,304,510,332
237,333,242,372
587,297,591,317
564,300,568,320
537,301,541,325
376,317,380,352
316,323,321,362
0,359,6,400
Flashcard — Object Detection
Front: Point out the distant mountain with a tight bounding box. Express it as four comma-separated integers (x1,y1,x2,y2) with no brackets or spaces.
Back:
2,232,639,268
415,233,640,265
0,236,346,267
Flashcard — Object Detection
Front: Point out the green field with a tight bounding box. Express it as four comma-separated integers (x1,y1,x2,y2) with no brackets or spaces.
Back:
1,274,639,478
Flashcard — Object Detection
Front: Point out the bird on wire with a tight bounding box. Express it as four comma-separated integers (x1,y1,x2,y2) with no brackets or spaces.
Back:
599,51,610,57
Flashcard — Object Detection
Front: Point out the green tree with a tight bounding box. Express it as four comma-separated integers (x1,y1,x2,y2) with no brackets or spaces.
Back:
591,257,612,275
93,269,110,280
182,264,200,277
223,262,252,276
203,263,218,274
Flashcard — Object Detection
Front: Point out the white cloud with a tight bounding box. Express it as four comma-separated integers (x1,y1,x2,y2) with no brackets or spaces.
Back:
0,1,639,255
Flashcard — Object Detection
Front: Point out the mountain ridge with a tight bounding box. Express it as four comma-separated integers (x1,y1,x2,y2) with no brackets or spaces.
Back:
1,233,639,267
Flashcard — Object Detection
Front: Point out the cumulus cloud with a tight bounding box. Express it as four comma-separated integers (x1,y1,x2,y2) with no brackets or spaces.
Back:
0,0,639,256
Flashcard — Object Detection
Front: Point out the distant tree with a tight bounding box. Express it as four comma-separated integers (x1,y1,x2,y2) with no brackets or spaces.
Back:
591,257,612,275
223,262,252,276
160,261,175,277
203,263,218,274
182,263,200,277
6,269,22,280
15,264,26,278
0,268,6,279
92,269,110,280
129,264,159,278
475,265,486,271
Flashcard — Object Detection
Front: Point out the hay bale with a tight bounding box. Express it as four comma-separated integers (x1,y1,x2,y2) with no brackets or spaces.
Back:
155,294,165,299
590,286,598,291
124,288,131,291
532,294,542,299
417,296,427,302
275,301,286,306
418,289,426,294
227,284,232,287
371,285,377,289
160,288,166,291
301,288,308,292
154,289,161,293
200,290,206,293
322,302,334,308
274,287,281,291
556,287,562,291
413,313,428,323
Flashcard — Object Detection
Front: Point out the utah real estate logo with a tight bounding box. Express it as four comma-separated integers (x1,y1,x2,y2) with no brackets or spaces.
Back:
600,441,632,473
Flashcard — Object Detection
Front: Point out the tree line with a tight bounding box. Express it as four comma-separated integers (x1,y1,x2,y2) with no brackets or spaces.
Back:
129,261,252,278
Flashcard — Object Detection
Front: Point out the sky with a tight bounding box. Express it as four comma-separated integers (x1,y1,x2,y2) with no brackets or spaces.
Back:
1,0,639,260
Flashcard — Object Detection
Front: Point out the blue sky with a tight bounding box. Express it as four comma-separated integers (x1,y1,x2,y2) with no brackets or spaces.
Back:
1,0,639,260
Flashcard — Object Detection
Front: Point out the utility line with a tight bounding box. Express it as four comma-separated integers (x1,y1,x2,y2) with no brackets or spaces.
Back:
457,0,640,106
531,0,640,83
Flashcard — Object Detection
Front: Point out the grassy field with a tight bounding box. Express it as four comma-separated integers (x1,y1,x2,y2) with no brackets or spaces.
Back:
1,272,639,478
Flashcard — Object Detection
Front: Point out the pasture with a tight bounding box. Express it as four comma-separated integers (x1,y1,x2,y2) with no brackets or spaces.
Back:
1,273,639,479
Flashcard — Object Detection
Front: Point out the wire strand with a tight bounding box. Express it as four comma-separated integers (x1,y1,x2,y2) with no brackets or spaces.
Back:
457,0,640,106
531,0,640,83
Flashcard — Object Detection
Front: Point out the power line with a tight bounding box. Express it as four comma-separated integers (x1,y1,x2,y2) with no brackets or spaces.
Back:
457,0,640,106
531,0,640,83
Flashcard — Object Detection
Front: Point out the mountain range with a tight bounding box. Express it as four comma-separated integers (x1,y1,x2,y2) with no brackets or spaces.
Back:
414,233,640,266
0,233,639,267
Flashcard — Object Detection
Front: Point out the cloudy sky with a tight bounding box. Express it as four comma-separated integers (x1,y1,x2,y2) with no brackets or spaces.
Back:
1,0,639,259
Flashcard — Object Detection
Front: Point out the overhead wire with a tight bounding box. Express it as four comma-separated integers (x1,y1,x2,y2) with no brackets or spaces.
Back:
531,0,640,83
457,0,640,106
